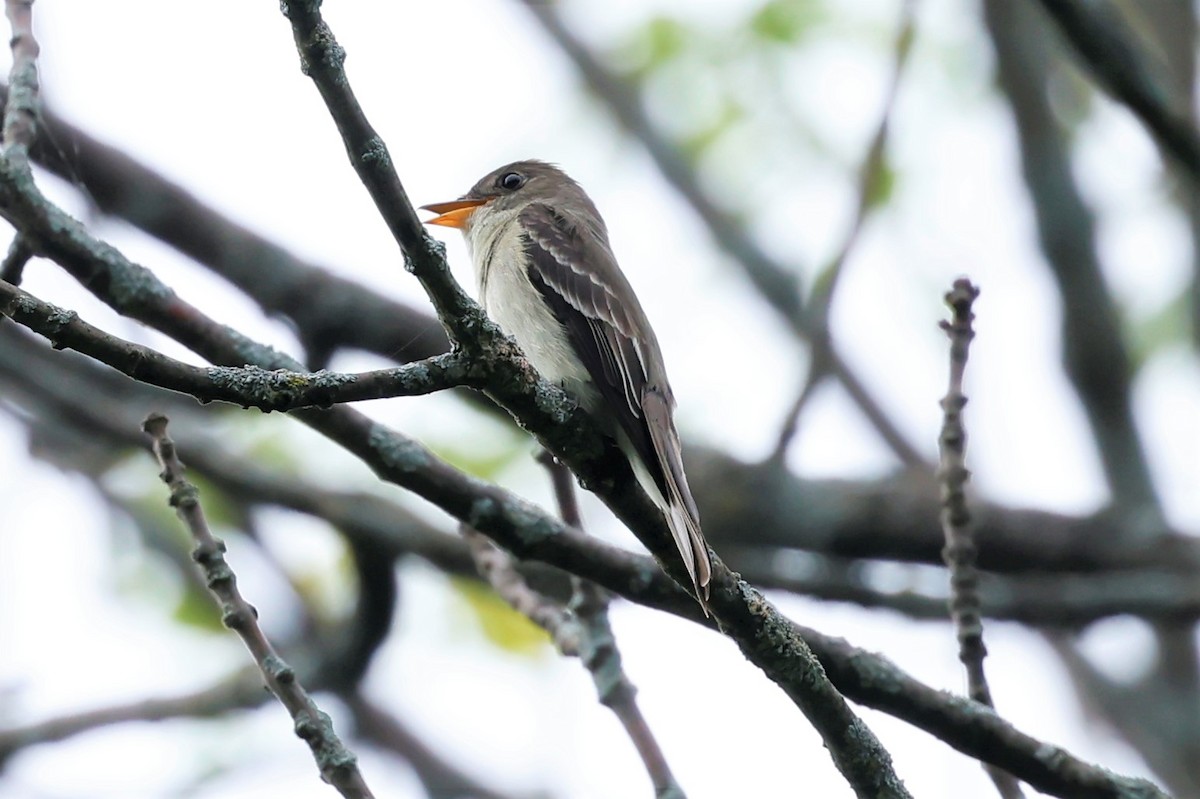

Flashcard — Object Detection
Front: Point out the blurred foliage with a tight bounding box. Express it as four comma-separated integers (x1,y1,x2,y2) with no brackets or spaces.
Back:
450,576,551,657
864,152,896,211
171,578,225,632
750,0,827,44
427,425,529,482
614,0,836,166
1129,284,1191,369
1047,60,1098,138
607,0,923,291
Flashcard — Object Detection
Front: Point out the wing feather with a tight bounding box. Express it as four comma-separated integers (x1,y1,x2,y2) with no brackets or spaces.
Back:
519,202,710,602
519,203,656,469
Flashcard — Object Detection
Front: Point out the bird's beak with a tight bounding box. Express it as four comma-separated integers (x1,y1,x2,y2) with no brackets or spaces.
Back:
420,198,488,229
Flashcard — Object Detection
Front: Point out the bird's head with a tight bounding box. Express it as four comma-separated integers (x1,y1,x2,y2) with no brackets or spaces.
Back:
421,159,591,230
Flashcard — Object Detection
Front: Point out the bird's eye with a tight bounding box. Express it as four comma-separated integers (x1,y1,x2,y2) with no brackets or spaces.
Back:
498,172,525,190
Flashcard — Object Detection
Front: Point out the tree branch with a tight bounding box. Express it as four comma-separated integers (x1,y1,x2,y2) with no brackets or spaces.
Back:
141,413,375,799
539,452,683,799
2,0,38,159
278,4,911,796
1032,0,1200,183
985,0,1159,518
0,316,1167,796
0,670,267,766
514,0,926,469
0,280,473,408
344,694,538,799
774,0,916,462
0,5,1170,794
937,279,1024,799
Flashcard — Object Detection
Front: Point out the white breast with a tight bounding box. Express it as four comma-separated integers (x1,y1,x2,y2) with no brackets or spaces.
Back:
463,208,601,412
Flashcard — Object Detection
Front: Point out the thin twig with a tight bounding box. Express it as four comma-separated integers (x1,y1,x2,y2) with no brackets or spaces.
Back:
277,6,912,795
0,670,267,765
344,694,536,799
772,0,916,462
464,515,685,798
538,451,684,799
937,279,1024,799
937,279,990,702
807,0,915,312
463,527,580,652
770,364,827,463
140,413,375,799
515,0,926,469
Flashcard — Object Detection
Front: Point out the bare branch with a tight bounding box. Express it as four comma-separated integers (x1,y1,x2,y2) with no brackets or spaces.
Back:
277,5,911,795
0,279,472,408
464,528,579,650
0,312,1166,797
514,0,926,469
773,0,916,462
0,233,31,284
345,694,539,799
463,527,687,797
1033,0,1200,183
985,0,1160,517
938,280,991,704
539,452,684,799
937,279,1024,799
141,413,376,799
0,670,266,766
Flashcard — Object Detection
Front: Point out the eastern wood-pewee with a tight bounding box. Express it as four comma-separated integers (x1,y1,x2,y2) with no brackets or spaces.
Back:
422,160,712,607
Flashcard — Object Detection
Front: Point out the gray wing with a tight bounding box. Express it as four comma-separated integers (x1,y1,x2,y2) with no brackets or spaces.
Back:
518,202,710,597
518,203,656,470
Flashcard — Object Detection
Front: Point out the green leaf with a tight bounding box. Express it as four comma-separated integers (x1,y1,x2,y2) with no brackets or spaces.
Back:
642,16,688,67
750,0,824,44
620,15,691,77
680,99,745,160
426,425,527,481
864,153,897,211
451,577,550,656
1129,285,1189,369
171,580,224,632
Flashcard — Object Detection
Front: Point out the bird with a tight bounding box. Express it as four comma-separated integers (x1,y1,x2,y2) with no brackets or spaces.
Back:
421,160,712,608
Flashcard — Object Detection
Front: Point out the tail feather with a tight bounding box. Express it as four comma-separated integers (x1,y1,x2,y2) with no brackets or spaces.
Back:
638,391,712,612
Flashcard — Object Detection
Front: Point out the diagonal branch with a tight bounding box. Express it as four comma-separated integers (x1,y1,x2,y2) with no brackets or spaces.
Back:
141,413,375,799
0,670,267,766
278,5,910,796
2,0,38,159
0,5,1171,795
516,0,926,468
985,0,1160,517
774,0,917,461
0,248,1168,796
539,452,683,799
1032,0,1200,184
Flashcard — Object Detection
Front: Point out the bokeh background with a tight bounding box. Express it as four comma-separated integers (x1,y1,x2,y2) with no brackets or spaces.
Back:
2,1,1198,797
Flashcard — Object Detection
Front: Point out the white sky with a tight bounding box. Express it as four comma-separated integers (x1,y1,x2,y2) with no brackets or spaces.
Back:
2,1,1197,798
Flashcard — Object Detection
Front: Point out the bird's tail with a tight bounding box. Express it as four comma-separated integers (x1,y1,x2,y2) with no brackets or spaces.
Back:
635,394,712,614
